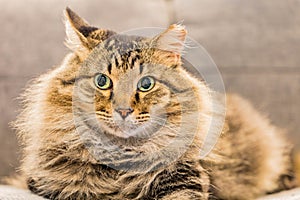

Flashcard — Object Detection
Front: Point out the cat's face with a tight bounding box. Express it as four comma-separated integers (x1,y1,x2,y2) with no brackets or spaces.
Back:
91,56,172,138
74,34,191,139
92,42,170,139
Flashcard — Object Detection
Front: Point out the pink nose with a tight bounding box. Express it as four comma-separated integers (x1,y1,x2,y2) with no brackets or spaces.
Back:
115,108,134,119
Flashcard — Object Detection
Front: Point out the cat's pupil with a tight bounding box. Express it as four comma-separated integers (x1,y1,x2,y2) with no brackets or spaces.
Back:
141,78,151,89
98,75,107,87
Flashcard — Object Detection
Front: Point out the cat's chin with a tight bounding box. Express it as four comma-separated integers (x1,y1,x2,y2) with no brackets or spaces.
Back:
103,122,155,139
101,123,140,138
114,129,141,139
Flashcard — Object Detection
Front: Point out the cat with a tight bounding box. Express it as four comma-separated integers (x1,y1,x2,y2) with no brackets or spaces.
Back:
9,7,298,200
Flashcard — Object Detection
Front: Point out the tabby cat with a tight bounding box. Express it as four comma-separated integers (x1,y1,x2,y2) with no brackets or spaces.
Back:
11,8,298,200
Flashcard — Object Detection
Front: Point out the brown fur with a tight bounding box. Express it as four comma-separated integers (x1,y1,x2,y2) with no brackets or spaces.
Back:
8,8,298,200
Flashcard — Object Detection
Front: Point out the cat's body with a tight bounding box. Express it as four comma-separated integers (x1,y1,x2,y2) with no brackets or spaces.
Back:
10,8,297,200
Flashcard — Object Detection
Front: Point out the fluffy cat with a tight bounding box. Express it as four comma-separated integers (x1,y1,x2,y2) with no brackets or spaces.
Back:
10,8,298,200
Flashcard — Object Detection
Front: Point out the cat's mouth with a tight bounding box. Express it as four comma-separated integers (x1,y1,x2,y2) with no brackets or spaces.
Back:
99,117,163,139
99,118,148,138
93,110,167,139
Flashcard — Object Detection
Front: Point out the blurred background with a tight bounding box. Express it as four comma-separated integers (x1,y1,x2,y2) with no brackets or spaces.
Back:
0,0,299,180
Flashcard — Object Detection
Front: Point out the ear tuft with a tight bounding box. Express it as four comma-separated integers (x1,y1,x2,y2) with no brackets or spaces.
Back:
65,7,90,30
154,24,187,55
64,7,90,52
63,8,116,53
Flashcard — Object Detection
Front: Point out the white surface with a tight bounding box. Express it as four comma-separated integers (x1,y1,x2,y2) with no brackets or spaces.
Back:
0,185,45,200
0,185,299,199
258,188,300,200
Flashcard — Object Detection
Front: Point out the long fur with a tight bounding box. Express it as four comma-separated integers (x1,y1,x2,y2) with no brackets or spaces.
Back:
8,8,298,200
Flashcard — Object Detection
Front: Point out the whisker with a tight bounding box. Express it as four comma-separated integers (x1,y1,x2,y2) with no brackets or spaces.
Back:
95,111,112,117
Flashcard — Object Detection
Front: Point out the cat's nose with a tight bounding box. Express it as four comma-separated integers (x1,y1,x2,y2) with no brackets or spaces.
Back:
115,108,134,119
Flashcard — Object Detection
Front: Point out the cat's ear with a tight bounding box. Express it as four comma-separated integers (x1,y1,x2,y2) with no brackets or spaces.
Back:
64,7,115,53
153,24,187,55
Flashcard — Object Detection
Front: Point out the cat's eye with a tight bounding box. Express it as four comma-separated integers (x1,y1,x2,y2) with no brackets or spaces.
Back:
137,76,155,92
94,73,112,90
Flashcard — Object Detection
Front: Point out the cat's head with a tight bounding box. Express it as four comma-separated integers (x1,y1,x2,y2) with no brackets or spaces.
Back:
44,8,211,170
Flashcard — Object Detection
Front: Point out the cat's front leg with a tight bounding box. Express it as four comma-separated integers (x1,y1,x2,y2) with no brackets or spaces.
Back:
147,161,210,200
160,189,209,200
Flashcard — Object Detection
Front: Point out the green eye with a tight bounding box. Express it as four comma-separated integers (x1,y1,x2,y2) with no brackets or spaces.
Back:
137,76,155,92
94,73,112,90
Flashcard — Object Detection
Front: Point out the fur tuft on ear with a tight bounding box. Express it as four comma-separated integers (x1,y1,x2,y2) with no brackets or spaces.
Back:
63,7,116,53
154,24,187,55
64,7,90,52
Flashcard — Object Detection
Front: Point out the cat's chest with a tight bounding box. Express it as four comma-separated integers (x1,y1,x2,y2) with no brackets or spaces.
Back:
96,161,208,199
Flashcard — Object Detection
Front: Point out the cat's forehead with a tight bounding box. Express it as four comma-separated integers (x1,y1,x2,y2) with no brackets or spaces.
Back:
85,34,150,75
101,34,146,54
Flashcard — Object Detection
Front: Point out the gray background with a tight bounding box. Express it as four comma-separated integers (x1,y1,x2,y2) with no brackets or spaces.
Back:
0,0,299,180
